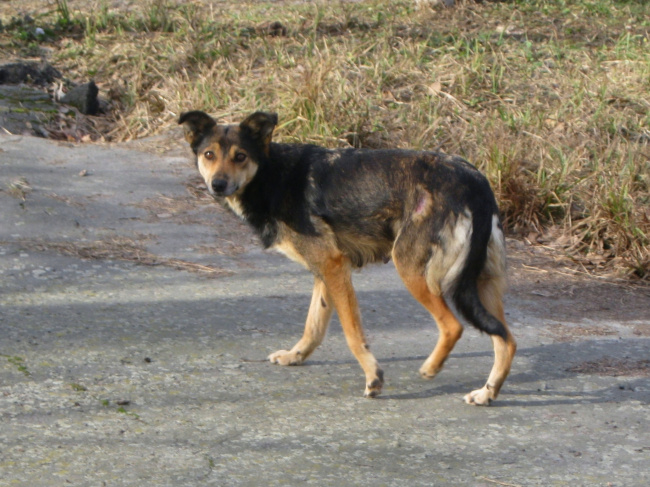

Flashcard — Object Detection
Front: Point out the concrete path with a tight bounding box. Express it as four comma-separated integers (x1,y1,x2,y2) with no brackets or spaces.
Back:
1,133,648,486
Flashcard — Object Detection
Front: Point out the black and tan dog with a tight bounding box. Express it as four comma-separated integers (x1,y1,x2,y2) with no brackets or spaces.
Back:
179,110,516,405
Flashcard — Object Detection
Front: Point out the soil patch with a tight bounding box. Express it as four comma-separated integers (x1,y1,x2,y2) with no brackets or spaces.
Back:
567,357,650,377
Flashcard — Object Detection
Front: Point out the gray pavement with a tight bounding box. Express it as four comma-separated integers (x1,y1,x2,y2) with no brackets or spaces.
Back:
1,133,649,486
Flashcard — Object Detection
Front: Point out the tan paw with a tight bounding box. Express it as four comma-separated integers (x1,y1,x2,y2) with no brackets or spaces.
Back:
463,386,493,406
363,369,384,398
419,365,441,380
268,349,304,366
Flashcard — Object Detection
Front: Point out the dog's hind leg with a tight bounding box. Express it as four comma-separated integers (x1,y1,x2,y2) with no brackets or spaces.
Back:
392,211,466,381
393,265,463,379
268,277,334,365
463,276,516,405
455,217,516,406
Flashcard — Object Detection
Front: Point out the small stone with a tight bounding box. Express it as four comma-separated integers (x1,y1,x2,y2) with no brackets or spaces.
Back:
60,81,100,115
0,61,61,85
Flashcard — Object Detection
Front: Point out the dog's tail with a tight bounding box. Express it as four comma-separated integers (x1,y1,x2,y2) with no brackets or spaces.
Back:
447,211,508,340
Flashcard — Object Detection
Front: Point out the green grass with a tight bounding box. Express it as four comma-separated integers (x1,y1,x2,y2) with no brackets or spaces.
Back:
1,0,648,279
2,355,30,376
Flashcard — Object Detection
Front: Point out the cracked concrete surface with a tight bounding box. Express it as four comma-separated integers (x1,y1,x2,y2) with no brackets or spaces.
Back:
1,133,649,486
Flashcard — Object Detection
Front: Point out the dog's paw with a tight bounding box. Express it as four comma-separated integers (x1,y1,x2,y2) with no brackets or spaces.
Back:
463,386,493,406
418,365,440,380
268,349,304,366
363,369,384,398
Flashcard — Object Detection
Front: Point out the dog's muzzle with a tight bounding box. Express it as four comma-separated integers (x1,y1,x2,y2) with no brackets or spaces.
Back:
210,178,237,197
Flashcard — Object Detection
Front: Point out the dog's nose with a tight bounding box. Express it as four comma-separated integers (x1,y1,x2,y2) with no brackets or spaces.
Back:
211,179,228,194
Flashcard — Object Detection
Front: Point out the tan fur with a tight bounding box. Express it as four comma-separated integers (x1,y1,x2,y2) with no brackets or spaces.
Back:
268,278,333,365
196,142,223,183
272,239,310,269
268,223,384,397
319,253,383,397
334,229,394,267
197,138,259,198
394,269,464,379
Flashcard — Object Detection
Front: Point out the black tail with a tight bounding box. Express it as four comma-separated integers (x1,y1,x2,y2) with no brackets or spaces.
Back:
451,210,507,340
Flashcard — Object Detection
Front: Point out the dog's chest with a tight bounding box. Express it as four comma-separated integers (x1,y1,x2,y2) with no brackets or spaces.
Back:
225,196,246,219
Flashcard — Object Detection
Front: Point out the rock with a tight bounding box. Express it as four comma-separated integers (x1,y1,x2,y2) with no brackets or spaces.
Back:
258,21,288,37
0,61,61,86
60,80,100,115
0,85,59,136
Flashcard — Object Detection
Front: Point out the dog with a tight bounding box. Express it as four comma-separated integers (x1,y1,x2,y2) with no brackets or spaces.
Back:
179,110,516,405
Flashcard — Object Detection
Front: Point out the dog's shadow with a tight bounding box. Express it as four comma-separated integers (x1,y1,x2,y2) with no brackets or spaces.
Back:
274,339,650,406
379,385,645,407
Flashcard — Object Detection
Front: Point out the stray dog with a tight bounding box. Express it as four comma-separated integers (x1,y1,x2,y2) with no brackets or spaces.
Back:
179,110,516,405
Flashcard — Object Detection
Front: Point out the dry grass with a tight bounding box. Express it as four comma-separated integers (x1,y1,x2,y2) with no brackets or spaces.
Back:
3,237,232,276
130,194,208,221
6,178,32,200
1,0,649,279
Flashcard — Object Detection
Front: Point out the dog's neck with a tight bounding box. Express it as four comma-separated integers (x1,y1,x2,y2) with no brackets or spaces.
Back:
221,164,283,248
220,143,319,249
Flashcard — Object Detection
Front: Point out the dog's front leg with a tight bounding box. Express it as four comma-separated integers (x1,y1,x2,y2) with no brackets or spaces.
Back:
268,277,334,365
320,255,384,398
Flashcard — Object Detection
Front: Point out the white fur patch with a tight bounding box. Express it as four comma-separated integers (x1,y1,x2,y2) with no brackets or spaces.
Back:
482,214,506,282
425,208,473,295
464,385,493,406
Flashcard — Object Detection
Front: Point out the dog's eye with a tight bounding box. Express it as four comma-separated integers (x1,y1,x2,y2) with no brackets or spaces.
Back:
204,151,215,160
234,152,247,163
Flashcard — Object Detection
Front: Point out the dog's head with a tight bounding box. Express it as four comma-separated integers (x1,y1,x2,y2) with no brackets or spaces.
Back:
178,110,278,198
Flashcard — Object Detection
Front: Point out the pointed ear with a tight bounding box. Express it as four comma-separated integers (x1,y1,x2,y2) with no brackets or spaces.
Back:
239,112,278,151
178,111,217,152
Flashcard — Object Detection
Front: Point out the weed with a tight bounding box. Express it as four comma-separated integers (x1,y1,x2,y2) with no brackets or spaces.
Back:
117,405,140,420
2,355,30,376
6,178,32,201
55,0,72,28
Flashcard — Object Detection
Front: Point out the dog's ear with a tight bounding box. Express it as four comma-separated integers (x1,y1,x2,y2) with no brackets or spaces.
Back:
240,112,278,152
178,111,217,152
